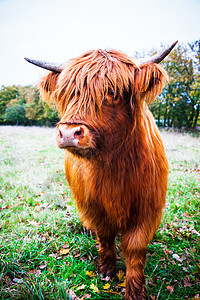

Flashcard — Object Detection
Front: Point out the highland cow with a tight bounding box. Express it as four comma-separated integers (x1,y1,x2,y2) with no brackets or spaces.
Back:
25,41,177,299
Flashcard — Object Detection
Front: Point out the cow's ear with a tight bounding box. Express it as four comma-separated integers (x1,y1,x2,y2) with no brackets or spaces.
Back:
39,72,60,105
134,63,168,103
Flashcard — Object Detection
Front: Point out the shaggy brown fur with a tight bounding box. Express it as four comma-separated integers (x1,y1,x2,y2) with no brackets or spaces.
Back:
40,49,169,299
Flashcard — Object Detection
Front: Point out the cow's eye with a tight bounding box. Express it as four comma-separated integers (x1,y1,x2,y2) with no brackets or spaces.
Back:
108,90,115,97
106,89,120,105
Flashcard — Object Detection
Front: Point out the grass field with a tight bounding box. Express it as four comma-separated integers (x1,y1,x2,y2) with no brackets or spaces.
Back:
0,126,199,300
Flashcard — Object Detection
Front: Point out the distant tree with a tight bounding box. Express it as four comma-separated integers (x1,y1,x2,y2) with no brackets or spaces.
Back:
0,86,19,123
150,40,200,129
162,44,195,128
188,40,200,128
40,102,59,126
3,101,27,125
25,87,45,125
25,87,59,126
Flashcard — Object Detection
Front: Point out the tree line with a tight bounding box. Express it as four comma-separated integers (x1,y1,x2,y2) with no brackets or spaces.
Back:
0,40,199,129
0,86,59,126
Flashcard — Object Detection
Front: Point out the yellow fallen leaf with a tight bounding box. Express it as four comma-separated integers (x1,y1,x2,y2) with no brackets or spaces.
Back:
86,271,96,277
107,290,121,295
117,270,125,281
118,280,126,287
103,283,110,290
60,248,70,255
90,283,99,293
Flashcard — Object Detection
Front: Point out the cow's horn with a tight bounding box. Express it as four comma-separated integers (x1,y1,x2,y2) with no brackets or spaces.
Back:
24,57,62,73
140,41,178,65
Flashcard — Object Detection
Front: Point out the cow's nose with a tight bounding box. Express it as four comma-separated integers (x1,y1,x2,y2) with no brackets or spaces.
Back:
57,125,85,148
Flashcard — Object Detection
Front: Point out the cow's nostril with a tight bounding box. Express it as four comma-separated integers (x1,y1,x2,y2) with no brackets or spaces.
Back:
75,129,82,136
58,129,63,139
74,128,84,140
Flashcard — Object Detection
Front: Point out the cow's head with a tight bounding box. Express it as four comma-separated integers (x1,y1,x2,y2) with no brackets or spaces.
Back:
25,42,177,159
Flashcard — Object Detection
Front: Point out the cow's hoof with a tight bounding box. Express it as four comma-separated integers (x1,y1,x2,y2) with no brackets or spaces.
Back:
98,262,116,278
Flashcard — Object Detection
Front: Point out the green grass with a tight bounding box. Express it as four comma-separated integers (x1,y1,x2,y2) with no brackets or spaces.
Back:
0,126,199,300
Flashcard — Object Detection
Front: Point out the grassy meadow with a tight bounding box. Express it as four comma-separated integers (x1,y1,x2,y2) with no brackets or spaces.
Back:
0,126,199,300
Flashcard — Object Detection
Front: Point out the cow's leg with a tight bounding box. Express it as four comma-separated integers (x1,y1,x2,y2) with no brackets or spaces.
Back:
97,232,116,278
121,227,151,300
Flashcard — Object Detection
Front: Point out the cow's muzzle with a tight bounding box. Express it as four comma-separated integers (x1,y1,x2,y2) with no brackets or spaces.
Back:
56,124,94,149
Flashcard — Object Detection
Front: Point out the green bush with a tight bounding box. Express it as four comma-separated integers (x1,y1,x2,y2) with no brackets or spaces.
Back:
3,104,27,125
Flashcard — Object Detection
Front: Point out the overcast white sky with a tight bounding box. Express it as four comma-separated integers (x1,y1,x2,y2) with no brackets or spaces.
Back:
0,0,200,87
